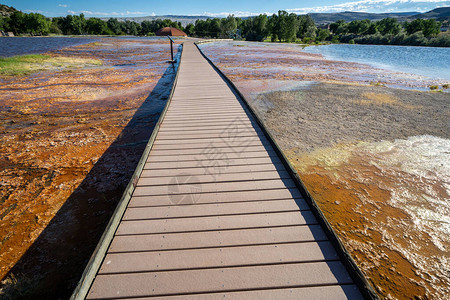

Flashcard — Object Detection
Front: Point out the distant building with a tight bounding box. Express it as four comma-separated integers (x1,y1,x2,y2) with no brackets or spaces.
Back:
156,27,187,37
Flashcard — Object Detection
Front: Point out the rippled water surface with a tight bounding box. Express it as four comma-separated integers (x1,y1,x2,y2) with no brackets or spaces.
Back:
0,37,96,57
303,44,450,81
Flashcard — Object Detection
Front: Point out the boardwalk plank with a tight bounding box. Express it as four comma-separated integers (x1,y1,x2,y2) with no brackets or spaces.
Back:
140,163,287,177
123,199,306,220
99,241,339,274
130,188,303,207
137,285,364,300
137,170,290,185
149,145,268,156
143,157,283,170
145,150,277,163
109,225,327,253
87,262,353,298
133,178,296,196
116,211,318,235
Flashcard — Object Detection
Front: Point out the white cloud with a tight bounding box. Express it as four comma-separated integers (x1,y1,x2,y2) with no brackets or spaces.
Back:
196,0,447,17
25,9,46,14
286,0,450,14
66,10,147,16
201,11,269,17
58,4,68,8
64,0,448,18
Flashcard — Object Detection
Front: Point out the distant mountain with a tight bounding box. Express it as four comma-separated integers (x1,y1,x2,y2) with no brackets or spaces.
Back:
0,4,18,17
100,11,422,26
308,11,419,24
99,15,211,26
3,3,447,26
410,7,450,21
102,10,435,26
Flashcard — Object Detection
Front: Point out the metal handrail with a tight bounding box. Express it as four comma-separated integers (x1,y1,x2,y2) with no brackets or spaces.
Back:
167,36,175,63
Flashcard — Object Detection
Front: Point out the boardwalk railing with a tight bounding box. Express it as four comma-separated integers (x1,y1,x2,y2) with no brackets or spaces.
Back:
70,43,183,300
194,41,378,299
167,36,176,63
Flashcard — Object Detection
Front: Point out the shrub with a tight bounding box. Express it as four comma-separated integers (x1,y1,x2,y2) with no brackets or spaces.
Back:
390,32,406,45
331,36,340,43
339,34,357,43
428,33,450,47
402,31,428,46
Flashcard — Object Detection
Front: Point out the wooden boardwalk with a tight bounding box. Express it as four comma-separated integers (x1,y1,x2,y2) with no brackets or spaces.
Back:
76,42,372,299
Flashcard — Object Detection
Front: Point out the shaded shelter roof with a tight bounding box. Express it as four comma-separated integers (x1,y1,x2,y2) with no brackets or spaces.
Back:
156,27,187,37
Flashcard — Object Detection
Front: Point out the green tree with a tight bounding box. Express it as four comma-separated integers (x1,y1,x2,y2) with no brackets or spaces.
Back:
194,19,223,37
281,11,298,42
347,19,370,35
405,18,441,37
209,19,221,38
86,18,110,35
24,13,51,35
58,14,86,35
329,20,346,34
422,19,441,37
316,28,330,42
297,15,316,39
267,13,279,41
184,23,194,36
367,22,378,34
107,18,124,35
376,18,401,35
124,20,140,35
241,14,268,41
8,11,26,34
405,19,423,35
0,16,7,31
194,19,208,37
220,15,237,38
269,11,298,42
49,20,62,34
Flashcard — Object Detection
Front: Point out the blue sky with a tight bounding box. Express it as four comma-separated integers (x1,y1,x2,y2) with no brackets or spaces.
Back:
3,0,449,17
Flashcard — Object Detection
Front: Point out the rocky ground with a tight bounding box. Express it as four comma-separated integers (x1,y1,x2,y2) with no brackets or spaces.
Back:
246,83,449,299
0,38,178,298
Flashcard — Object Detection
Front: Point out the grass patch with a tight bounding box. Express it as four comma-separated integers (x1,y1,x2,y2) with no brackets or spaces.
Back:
0,54,102,76
369,81,385,87
0,55,50,76
442,83,449,89
429,85,439,90
359,92,419,109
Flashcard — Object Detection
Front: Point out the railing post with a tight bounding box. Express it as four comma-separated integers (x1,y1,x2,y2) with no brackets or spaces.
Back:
167,36,175,63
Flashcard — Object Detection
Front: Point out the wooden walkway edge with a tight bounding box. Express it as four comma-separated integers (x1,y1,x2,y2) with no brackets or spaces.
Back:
71,41,378,299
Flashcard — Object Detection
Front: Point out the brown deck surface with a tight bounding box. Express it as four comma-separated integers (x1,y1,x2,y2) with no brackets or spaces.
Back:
86,42,364,299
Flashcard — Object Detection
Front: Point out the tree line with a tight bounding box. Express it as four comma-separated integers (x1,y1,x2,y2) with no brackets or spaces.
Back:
1,10,448,47
0,11,182,36
328,17,448,47
191,11,448,47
